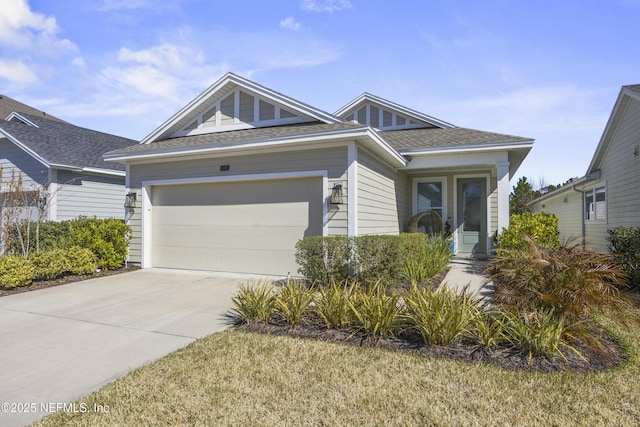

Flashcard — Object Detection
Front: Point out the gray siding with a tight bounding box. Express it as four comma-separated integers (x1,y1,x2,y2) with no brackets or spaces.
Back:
357,148,402,235
127,147,348,262
0,138,46,189
530,190,583,245
588,97,640,252
55,171,125,220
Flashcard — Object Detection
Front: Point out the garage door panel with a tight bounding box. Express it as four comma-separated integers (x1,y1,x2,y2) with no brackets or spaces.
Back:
150,177,323,275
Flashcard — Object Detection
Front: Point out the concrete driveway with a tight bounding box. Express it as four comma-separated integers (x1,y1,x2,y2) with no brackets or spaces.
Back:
0,269,248,427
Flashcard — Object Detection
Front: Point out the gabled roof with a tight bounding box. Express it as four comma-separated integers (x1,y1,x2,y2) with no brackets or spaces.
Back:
379,127,533,153
334,92,455,129
0,113,137,174
587,84,640,174
141,72,344,144
0,94,67,123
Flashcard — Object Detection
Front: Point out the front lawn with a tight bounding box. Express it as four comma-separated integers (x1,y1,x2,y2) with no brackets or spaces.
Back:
33,312,640,426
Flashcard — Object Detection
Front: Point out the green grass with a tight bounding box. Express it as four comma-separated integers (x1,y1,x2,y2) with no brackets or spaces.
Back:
32,314,640,426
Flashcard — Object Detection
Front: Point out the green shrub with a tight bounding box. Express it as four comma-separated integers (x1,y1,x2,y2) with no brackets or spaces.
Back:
351,235,402,287
275,280,315,325
9,221,70,255
497,212,560,253
470,311,507,350
0,255,36,289
295,236,350,284
231,280,278,324
30,249,69,280
65,246,98,275
608,226,640,288
499,310,583,362
348,281,401,337
400,233,451,286
316,280,355,329
403,284,481,346
489,236,632,322
67,217,131,270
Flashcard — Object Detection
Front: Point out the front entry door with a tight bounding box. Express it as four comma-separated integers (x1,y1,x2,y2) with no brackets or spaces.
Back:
456,178,487,254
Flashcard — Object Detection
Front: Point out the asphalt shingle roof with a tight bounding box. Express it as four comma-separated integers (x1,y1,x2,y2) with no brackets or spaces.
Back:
0,113,137,171
379,127,533,152
0,94,67,123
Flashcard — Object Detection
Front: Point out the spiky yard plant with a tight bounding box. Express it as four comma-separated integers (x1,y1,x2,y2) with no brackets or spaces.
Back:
489,235,633,322
401,234,451,286
469,310,507,350
348,281,402,337
403,284,481,346
231,280,278,324
274,279,316,326
316,280,355,329
498,310,585,362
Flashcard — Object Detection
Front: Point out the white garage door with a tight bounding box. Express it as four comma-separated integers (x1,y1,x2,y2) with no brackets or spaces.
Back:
150,177,323,275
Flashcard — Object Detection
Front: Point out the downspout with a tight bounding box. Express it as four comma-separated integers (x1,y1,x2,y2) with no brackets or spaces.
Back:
572,185,586,249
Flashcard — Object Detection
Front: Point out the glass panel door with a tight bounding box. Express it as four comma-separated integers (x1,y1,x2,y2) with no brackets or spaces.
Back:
457,178,486,254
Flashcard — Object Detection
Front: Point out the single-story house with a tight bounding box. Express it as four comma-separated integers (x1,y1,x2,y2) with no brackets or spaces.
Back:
530,84,640,252
105,73,533,276
0,95,137,222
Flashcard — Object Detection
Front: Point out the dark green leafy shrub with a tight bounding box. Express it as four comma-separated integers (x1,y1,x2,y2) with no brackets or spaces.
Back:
0,255,36,288
497,212,560,253
351,235,402,287
608,226,640,288
489,235,632,322
67,217,131,270
65,246,98,275
295,236,350,284
30,249,69,280
9,221,70,254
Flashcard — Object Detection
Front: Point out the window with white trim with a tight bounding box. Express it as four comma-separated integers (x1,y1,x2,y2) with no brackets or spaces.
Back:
417,181,443,219
585,185,606,221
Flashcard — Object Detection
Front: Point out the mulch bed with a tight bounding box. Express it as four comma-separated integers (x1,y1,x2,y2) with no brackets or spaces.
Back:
0,266,140,297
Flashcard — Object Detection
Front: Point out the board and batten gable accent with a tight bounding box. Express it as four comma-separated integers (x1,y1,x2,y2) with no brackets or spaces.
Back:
356,147,403,235
54,170,125,220
0,138,48,189
125,147,348,263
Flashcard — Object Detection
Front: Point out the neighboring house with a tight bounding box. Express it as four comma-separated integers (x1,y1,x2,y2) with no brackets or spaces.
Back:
530,84,640,252
0,95,137,222
105,73,533,276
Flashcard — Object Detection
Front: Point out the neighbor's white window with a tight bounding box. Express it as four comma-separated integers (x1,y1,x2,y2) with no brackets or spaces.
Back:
585,185,606,221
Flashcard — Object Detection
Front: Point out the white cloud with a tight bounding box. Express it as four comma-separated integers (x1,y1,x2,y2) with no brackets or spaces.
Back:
0,0,76,52
280,16,301,31
97,0,173,11
300,0,352,12
0,59,39,84
72,56,86,68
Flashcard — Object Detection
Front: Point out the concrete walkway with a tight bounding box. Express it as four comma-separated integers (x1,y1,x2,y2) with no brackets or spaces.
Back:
0,269,248,427
442,258,494,299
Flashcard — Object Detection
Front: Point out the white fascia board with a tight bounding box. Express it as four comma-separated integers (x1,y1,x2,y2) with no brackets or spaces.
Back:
0,128,50,168
106,126,407,168
5,112,39,127
140,72,342,144
400,140,534,156
48,164,125,177
528,176,589,205
334,93,455,129
406,151,509,170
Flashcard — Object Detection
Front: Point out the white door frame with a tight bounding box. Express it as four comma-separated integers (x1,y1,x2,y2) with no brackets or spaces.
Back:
453,173,491,255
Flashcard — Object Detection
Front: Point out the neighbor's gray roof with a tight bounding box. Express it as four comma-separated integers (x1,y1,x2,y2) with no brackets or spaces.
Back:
624,84,640,94
379,127,533,152
0,113,137,171
0,94,67,123
106,121,366,156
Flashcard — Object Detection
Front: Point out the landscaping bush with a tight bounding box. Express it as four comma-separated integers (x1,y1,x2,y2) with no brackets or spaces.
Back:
65,246,98,275
30,249,69,280
608,226,640,288
67,217,131,270
403,284,481,346
0,255,36,289
315,280,354,329
295,236,350,284
400,233,451,286
275,280,315,325
231,280,278,323
9,220,70,254
497,212,560,253
470,311,506,350
351,235,402,287
489,235,632,322
348,281,401,337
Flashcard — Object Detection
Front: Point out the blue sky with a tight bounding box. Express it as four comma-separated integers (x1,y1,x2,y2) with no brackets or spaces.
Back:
1,0,638,186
